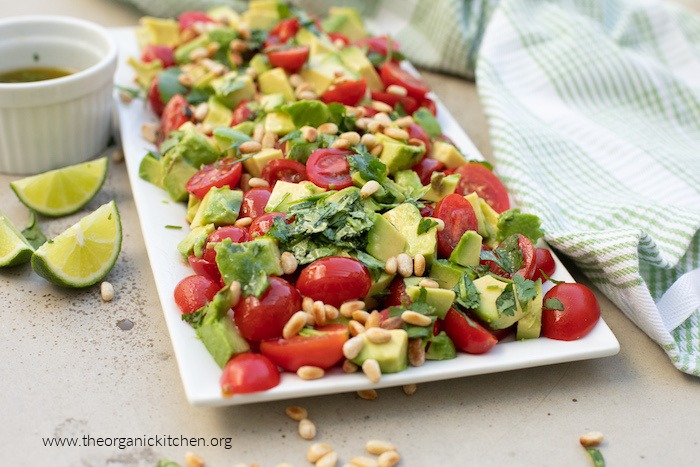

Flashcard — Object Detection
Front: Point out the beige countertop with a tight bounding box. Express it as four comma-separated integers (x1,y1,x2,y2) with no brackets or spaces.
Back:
1,1,699,466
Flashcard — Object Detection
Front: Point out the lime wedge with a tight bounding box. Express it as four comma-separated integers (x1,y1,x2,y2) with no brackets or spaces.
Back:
31,201,122,287
10,157,109,217
0,210,34,267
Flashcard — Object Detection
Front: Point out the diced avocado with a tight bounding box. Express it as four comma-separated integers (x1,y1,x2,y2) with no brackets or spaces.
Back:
465,192,487,238
258,67,296,102
383,203,438,265
339,46,383,91
206,5,241,26
242,148,284,177
260,93,286,112
379,142,425,175
212,73,256,108
241,0,282,31
429,259,466,289
203,96,233,129
405,286,455,319
479,197,501,247
197,318,250,368
322,7,367,42
186,194,202,223
394,170,423,194
448,230,483,267
137,17,180,48
364,272,396,308
248,53,271,75
207,28,238,51
190,186,243,228
351,329,409,374
264,111,296,135
265,180,325,212
403,276,423,288
127,57,162,90
472,275,526,330
161,154,198,202
295,27,339,56
422,172,461,203
516,279,543,340
139,152,163,188
283,100,331,128
167,127,220,169
232,120,256,136
366,212,406,261
300,54,359,95
176,223,215,259
425,331,457,360
174,35,210,65
429,140,467,169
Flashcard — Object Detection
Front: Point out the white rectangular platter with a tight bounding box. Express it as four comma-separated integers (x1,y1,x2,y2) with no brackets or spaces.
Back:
112,28,619,406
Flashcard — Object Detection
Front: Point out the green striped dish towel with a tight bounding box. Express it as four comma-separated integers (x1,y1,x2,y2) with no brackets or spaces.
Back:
118,0,700,374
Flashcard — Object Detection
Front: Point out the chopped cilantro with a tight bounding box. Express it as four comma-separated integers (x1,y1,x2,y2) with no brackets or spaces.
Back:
214,239,283,298
156,67,188,105
496,208,545,244
513,274,538,310
278,129,302,144
453,274,480,310
544,297,565,311
496,283,517,317
182,307,205,327
164,225,182,230
480,234,524,274
114,84,142,99
347,149,387,183
417,218,439,235
413,108,442,138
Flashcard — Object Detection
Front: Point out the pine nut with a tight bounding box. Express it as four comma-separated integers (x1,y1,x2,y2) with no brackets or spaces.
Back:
112,148,124,163
383,127,410,141
394,115,414,127
261,131,277,148
339,300,365,318
316,451,338,467
342,359,359,373
283,311,308,339
234,216,253,227
361,180,381,198
301,125,318,142
366,440,397,455
433,218,445,231
344,106,364,117
295,82,314,94
579,431,604,447
331,138,351,149
188,47,208,62
371,100,393,113
317,122,338,135
365,310,382,329
343,335,365,360
237,24,251,40
377,450,401,467
413,253,426,276
118,91,133,104
401,310,432,327
402,383,417,395
379,316,404,330
184,451,205,467
348,320,365,336
239,140,262,154
350,457,378,467
289,73,304,88
340,131,361,145
324,304,339,321
229,51,244,67
357,389,378,400
304,312,316,326
253,123,264,142
312,300,327,326
352,310,370,324
373,112,393,127
141,122,159,144
418,279,439,288
370,143,384,157
367,120,384,133
384,256,398,275
280,252,298,275
298,90,318,100
355,117,371,130
365,327,392,344
285,405,307,421
362,359,382,383
100,281,114,302
408,338,426,367
178,73,194,87
386,84,408,96
248,177,270,188
396,253,413,277
229,281,242,307
230,39,247,53
299,418,317,440
307,443,334,463
206,42,220,56
180,27,196,43
200,123,214,135
297,365,325,380
408,138,426,149
302,296,314,313
360,133,378,149
245,67,258,79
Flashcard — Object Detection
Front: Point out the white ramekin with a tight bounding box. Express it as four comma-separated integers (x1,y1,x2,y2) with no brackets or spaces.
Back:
0,16,118,175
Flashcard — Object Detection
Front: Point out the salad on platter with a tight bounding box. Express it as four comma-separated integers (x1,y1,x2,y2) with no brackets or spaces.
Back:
123,1,605,399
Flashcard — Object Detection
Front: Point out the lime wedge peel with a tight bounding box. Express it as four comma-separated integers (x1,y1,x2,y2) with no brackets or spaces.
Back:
0,210,34,267
10,157,109,217
31,201,122,288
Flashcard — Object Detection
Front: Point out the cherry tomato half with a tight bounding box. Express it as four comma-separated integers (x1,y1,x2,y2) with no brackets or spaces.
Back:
241,188,272,220
160,94,191,142
147,76,165,117
140,44,175,68
533,247,557,282
296,257,372,308
483,234,536,280
412,156,444,186
453,163,510,214
407,123,432,154
542,283,601,341
354,35,401,58
173,274,220,314
202,225,251,264
383,276,409,307
188,254,222,285
443,308,498,354
249,212,287,238
260,324,349,372
220,353,281,396
231,99,255,126
261,159,307,187
185,158,243,199
321,78,367,106
265,18,300,47
370,90,418,115
266,45,309,74
433,193,479,258
380,61,431,100
234,276,302,342
178,11,215,30
306,148,354,190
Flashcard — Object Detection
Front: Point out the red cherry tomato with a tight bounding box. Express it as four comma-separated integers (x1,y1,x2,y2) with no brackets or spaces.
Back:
354,35,400,58
234,277,301,341
188,254,222,284
173,274,220,314
265,18,300,47
321,78,367,106
483,234,536,280
296,257,372,308
453,163,510,213
370,90,419,115
383,276,409,307
327,32,350,46
379,61,431,100
418,97,437,116
407,123,432,153
220,353,281,396
241,188,272,220
202,225,251,264
419,204,435,218
178,11,215,30
433,193,479,258
259,324,349,372
140,44,175,68
185,158,243,199
306,148,354,190
249,212,287,238
266,45,309,74
231,99,255,126
533,248,557,282
261,159,308,187
147,76,165,117
542,283,601,341
412,156,444,186
160,94,191,142
443,308,498,354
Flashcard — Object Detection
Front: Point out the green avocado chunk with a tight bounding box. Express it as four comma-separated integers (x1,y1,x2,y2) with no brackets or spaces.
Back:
161,153,198,202
383,203,437,266
190,186,243,228
405,286,455,319
366,212,406,261
177,223,215,260
448,230,483,267
516,279,543,340
471,275,526,330
139,152,163,188
429,259,466,289
379,141,425,175
351,329,409,373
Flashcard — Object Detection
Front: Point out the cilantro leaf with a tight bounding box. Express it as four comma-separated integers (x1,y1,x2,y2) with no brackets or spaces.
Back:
157,67,188,105
417,218,439,235
480,234,523,274
182,308,205,327
214,239,282,298
513,274,538,310
413,107,442,138
496,209,545,244
453,274,480,310
496,283,517,317
347,148,387,183
544,297,565,311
